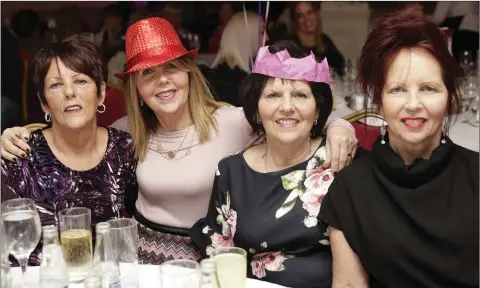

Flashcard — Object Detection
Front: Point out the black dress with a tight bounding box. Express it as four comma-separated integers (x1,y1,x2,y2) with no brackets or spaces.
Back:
319,134,479,288
190,140,335,288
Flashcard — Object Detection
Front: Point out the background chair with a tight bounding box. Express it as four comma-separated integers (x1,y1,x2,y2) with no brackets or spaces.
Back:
24,123,47,132
343,109,386,150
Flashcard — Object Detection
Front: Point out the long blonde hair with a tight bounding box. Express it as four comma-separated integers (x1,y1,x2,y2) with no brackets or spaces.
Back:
124,56,224,161
211,12,263,73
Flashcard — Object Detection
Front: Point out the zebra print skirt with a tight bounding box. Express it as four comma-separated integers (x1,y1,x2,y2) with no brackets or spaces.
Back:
134,209,202,265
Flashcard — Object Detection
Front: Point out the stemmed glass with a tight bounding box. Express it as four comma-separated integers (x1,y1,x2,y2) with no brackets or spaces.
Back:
1,198,41,286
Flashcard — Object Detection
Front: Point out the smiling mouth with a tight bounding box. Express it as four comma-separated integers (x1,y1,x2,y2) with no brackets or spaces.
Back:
155,89,176,100
401,118,426,128
276,119,299,127
64,105,82,112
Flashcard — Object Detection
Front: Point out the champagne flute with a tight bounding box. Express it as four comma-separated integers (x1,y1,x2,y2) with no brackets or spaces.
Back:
1,198,41,286
210,247,247,288
58,207,92,283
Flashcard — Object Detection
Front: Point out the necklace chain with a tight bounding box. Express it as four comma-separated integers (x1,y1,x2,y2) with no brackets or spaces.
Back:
263,139,312,172
154,125,193,160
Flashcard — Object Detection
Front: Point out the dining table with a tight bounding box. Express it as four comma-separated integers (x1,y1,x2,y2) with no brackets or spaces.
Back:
9,265,289,288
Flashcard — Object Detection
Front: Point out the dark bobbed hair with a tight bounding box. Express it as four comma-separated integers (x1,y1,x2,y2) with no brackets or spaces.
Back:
357,4,462,132
240,40,333,139
33,36,107,105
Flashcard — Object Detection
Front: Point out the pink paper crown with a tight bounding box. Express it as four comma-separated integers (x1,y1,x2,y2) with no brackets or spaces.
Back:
252,46,331,84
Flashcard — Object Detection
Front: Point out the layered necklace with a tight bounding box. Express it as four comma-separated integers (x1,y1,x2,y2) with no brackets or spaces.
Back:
150,125,196,160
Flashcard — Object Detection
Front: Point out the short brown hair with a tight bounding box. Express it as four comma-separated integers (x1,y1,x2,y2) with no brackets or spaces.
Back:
33,36,107,105
357,4,462,132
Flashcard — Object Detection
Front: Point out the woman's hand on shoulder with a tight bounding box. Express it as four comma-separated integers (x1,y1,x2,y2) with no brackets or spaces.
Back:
324,126,358,172
1,127,31,165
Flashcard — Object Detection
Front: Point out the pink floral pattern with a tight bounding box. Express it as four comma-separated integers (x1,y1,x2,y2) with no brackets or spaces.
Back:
276,146,335,230
204,190,238,255
250,249,292,279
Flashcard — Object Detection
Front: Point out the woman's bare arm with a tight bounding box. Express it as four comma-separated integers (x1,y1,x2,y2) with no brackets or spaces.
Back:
330,226,369,288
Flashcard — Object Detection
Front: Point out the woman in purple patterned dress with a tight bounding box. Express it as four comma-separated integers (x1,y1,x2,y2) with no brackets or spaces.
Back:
1,37,138,266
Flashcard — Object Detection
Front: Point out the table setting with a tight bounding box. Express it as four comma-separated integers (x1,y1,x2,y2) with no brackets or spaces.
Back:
1,199,288,288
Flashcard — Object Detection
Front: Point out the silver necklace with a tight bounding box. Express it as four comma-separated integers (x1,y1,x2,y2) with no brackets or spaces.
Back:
155,125,192,160
263,140,312,172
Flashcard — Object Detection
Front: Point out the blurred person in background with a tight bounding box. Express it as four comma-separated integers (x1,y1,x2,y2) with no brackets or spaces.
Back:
431,1,479,63
203,12,268,106
10,9,44,55
208,2,235,53
95,4,126,63
287,2,345,77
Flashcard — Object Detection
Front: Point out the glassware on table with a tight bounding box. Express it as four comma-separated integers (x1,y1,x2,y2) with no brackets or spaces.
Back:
1,198,41,287
93,222,121,288
58,207,92,283
200,258,216,288
108,218,139,288
159,259,201,288
210,247,247,288
40,225,69,288
0,221,12,288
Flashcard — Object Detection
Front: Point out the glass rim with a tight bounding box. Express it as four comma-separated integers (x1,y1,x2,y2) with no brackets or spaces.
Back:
159,259,200,275
107,218,137,229
210,246,247,256
58,207,91,217
1,198,36,210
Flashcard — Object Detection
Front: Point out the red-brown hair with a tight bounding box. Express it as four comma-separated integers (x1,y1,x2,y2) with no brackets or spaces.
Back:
33,36,107,105
357,4,462,132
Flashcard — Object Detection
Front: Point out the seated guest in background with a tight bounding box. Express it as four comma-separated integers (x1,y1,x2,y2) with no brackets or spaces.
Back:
431,1,479,63
191,41,356,288
208,2,235,53
1,37,138,266
202,12,268,106
287,2,345,77
319,5,479,288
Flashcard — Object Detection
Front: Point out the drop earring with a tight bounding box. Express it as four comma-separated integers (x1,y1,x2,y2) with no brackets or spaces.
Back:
380,122,386,144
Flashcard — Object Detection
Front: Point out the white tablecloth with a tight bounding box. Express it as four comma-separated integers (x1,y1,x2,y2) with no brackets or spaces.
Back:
329,95,479,152
10,265,288,288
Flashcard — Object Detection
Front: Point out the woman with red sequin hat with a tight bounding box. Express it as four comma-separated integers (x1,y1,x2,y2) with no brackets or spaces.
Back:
0,17,359,265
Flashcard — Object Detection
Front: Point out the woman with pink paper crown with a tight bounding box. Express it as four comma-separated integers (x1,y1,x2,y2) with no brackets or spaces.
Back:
190,40,362,288
0,18,358,265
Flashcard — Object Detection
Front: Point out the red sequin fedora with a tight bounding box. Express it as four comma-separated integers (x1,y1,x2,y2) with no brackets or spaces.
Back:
114,17,198,80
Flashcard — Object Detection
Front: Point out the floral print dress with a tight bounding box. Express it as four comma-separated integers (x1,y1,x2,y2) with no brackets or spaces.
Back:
190,140,334,288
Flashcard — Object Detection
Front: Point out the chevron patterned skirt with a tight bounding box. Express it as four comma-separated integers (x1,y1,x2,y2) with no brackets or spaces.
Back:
134,209,202,265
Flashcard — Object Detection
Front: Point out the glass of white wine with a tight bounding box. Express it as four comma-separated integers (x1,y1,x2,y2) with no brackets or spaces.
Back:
210,247,247,288
1,198,41,287
58,207,92,283
159,259,201,288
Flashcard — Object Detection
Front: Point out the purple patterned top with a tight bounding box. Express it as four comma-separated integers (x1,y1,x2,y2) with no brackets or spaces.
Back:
1,127,138,265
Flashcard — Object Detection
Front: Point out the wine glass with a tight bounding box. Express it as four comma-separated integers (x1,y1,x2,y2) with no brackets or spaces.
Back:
1,198,41,286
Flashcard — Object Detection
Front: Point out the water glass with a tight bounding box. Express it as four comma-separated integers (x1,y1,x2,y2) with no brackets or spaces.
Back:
58,207,92,283
108,218,139,287
0,222,12,288
159,259,201,288
210,247,247,288
1,198,41,287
